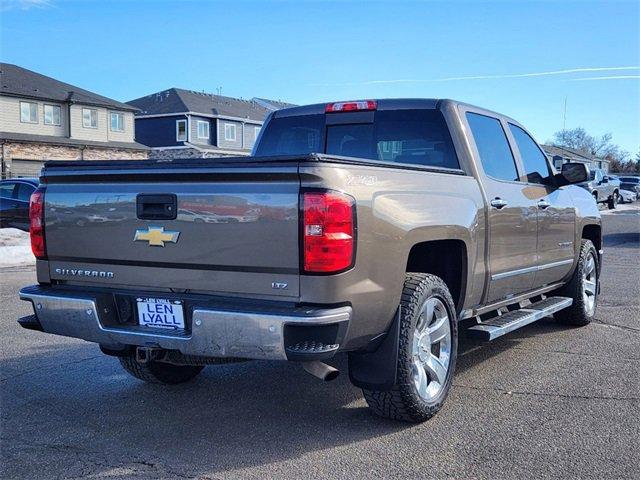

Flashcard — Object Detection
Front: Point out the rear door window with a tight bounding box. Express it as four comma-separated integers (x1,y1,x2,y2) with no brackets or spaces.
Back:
0,182,16,199
466,112,519,182
16,183,35,202
508,123,552,184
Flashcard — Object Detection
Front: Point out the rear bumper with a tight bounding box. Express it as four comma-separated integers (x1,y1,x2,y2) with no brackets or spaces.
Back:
19,285,350,361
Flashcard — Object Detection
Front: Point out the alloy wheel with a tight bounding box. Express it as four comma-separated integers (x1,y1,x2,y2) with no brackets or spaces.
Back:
411,297,452,401
582,252,597,316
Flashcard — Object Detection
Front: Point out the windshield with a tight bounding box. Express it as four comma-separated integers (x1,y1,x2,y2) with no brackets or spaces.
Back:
254,109,460,170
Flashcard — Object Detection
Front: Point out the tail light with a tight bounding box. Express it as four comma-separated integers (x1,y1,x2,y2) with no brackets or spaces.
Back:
29,188,46,259
302,191,355,273
325,100,377,113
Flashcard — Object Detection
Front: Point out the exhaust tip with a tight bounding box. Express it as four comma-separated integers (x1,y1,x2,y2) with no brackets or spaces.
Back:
324,369,340,382
302,361,340,382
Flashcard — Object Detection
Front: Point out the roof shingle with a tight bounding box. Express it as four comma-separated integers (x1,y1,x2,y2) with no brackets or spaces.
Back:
127,88,292,122
0,63,137,112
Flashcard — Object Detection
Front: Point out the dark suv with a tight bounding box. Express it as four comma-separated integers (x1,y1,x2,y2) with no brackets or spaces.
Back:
0,178,39,231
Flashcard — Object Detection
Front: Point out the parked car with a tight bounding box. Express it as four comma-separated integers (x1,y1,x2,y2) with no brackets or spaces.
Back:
18,99,601,423
577,168,620,209
617,188,637,203
618,176,640,197
0,178,39,231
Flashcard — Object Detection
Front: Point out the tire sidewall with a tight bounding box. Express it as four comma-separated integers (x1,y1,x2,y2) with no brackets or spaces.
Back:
578,242,599,319
398,279,458,411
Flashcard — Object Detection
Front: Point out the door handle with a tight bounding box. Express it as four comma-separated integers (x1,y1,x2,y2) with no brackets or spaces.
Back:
537,200,551,209
490,198,508,209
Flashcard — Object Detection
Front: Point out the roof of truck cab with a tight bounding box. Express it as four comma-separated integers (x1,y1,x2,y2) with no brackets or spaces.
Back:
270,98,523,121
273,99,443,118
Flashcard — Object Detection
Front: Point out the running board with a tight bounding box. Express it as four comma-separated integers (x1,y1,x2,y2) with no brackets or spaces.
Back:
467,296,573,341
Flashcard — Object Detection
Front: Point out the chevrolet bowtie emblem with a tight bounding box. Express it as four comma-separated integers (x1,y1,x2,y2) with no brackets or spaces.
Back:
134,226,180,247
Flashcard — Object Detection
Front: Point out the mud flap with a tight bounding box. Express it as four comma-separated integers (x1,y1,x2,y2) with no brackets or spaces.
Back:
348,308,400,391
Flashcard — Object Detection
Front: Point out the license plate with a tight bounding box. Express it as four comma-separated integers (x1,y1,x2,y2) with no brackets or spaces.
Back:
137,297,185,330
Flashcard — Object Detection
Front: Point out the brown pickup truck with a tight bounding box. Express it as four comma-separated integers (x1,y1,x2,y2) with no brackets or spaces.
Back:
18,99,601,422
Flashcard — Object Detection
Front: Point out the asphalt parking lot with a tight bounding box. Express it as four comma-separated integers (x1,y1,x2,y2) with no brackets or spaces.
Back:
1,208,638,480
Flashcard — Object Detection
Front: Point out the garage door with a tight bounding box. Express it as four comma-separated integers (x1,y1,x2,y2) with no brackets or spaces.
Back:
10,159,46,178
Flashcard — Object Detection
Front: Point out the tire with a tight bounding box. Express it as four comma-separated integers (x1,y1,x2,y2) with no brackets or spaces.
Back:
362,273,458,423
554,240,598,326
119,356,204,385
608,192,618,209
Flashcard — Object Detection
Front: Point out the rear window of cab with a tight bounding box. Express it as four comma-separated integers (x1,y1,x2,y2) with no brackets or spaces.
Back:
254,109,460,170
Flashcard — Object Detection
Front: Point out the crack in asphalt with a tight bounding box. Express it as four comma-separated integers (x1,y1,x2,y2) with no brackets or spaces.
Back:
453,384,639,402
501,345,639,361
591,319,640,334
2,441,208,480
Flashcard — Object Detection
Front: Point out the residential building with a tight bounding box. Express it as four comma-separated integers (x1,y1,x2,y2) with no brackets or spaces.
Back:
127,88,293,159
542,144,610,173
0,63,148,178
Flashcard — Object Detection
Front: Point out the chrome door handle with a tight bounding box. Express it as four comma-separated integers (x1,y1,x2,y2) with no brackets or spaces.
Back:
537,200,551,209
490,198,508,209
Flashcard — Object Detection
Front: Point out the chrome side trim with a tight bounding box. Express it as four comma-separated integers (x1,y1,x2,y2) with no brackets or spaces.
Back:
491,258,574,281
491,265,537,281
19,286,351,361
538,258,574,271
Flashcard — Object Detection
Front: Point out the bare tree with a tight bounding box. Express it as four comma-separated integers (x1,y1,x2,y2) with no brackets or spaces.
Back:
549,128,640,173
551,128,620,158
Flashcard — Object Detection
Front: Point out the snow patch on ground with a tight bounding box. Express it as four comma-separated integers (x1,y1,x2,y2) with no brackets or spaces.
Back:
600,202,640,214
0,228,35,268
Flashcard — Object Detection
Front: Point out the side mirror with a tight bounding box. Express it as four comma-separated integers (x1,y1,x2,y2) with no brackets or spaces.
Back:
557,162,589,186
602,176,609,183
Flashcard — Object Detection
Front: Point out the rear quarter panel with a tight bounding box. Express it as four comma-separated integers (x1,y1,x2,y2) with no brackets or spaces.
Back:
299,162,485,350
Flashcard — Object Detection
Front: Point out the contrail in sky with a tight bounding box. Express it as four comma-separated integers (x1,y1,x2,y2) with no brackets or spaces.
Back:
567,75,640,81
309,66,640,87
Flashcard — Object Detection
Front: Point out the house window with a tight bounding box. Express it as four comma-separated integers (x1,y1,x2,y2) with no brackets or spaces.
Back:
44,105,61,125
176,119,187,141
224,123,236,141
197,120,209,139
82,108,98,128
20,102,38,123
110,112,124,132
254,126,261,139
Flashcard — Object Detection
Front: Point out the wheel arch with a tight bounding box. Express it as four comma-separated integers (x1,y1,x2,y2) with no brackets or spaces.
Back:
405,238,469,313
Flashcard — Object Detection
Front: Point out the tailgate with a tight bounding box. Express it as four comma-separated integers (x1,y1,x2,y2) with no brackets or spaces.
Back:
42,163,300,298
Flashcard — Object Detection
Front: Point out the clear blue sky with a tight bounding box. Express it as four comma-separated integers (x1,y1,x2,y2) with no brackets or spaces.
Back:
2,0,639,153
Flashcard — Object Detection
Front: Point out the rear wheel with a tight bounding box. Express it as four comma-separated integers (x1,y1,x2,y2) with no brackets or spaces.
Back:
555,240,598,326
608,192,618,209
119,356,204,384
362,273,457,423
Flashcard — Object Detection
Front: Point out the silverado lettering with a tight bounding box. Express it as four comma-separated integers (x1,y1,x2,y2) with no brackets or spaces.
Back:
55,268,114,278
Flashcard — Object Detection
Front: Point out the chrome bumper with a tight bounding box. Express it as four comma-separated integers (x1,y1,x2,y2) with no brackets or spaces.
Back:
19,285,351,361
